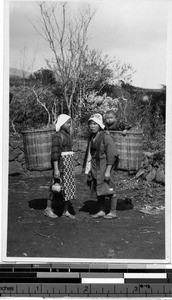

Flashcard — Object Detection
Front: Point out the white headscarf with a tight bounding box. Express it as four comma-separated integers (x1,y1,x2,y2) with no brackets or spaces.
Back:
55,114,71,132
88,113,105,129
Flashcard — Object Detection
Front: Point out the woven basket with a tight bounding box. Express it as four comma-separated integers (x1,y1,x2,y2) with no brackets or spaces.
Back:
110,131,143,171
22,129,54,171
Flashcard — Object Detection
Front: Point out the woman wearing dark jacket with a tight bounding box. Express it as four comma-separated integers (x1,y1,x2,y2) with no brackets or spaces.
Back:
83,113,119,219
44,114,76,219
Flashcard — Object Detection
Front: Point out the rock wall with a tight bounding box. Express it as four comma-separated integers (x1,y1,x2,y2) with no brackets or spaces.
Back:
9,137,87,177
9,138,26,175
135,151,165,184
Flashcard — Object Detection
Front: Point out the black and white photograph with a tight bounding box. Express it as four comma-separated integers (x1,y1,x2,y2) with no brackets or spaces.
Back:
3,0,171,261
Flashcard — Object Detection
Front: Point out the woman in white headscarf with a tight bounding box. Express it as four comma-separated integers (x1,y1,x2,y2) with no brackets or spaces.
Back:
44,114,76,219
83,113,119,219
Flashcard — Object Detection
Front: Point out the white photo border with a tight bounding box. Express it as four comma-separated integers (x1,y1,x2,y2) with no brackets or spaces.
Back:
1,0,172,265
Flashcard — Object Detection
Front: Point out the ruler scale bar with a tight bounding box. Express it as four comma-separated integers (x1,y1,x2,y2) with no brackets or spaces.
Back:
1,265,172,297
0,284,172,296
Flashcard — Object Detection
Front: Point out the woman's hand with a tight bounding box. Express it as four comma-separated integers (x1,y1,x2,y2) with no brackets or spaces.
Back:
122,129,127,136
104,165,113,181
104,170,110,181
53,161,60,178
104,165,112,181
54,170,60,178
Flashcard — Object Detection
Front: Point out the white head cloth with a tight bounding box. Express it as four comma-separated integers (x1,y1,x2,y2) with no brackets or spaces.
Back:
55,114,71,132
88,113,105,129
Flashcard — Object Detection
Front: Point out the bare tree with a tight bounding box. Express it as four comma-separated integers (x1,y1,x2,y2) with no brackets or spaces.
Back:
32,86,51,126
35,2,96,116
19,43,37,87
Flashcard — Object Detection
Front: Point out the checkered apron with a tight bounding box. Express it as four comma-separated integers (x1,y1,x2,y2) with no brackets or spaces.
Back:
61,151,76,201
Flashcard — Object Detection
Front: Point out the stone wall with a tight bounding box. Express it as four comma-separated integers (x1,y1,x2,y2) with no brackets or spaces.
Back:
9,137,87,177
135,151,165,184
9,138,26,175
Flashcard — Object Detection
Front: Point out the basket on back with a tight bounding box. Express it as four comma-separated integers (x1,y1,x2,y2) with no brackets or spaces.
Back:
110,131,143,172
22,129,54,171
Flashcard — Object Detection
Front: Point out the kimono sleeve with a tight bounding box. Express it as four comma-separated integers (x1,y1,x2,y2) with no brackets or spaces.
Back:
51,133,62,161
103,134,119,165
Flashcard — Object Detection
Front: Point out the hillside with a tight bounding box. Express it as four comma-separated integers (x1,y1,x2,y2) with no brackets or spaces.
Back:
10,67,31,78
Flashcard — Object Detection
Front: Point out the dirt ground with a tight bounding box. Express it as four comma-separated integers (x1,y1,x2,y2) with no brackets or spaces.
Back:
7,170,165,260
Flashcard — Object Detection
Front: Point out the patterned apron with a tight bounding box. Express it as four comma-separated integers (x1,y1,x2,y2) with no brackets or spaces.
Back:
61,151,76,201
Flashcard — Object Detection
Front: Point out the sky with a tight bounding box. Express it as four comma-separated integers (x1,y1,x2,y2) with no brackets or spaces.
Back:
9,0,171,89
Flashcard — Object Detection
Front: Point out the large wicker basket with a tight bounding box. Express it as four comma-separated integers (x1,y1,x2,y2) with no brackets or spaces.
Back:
110,131,143,171
22,129,54,171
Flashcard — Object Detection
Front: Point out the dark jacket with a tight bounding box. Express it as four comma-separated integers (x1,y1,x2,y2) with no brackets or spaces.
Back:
83,131,119,196
51,130,72,163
